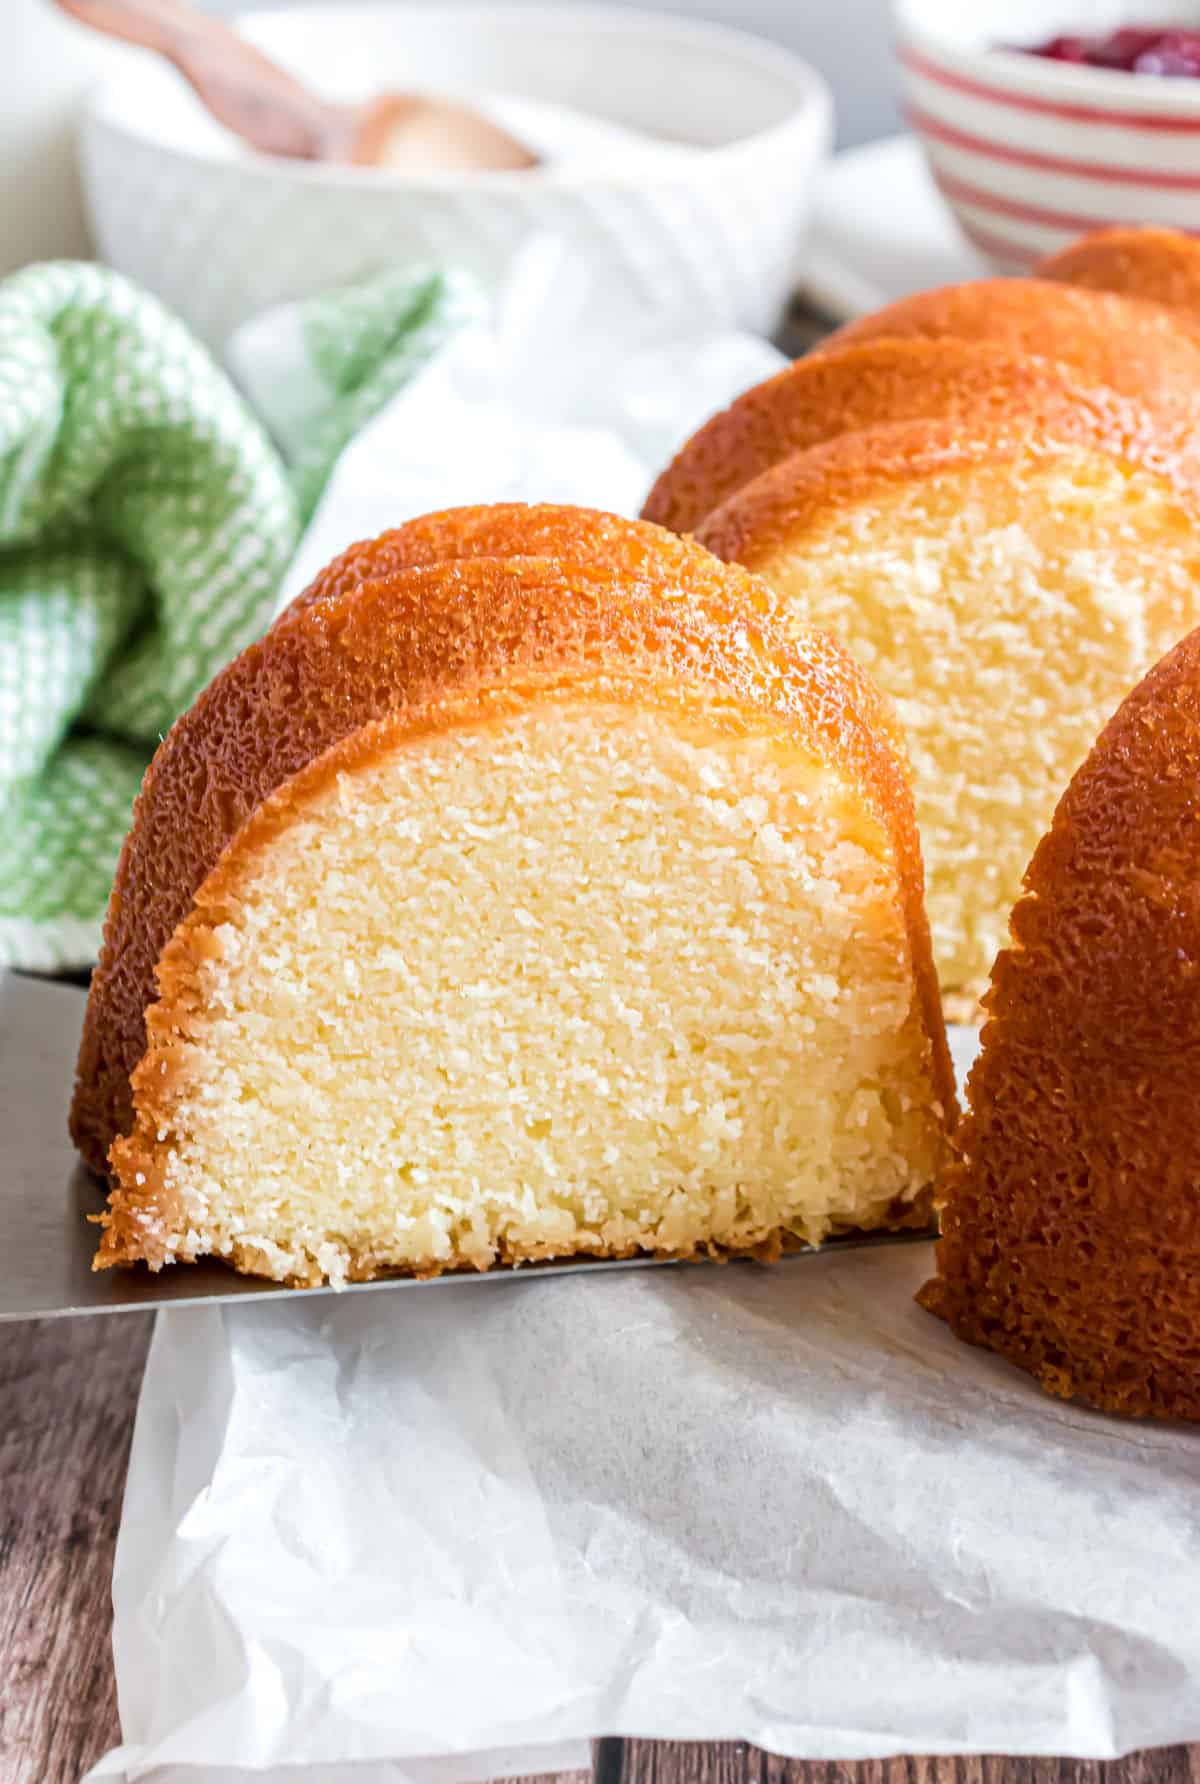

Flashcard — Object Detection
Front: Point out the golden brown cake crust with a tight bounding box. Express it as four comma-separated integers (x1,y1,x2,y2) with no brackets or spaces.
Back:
694,400,1200,571
824,277,1200,448
71,509,952,1182
92,558,954,1271
1038,227,1200,328
921,625,1200,1421
285,502,745,615
639,338,1140,537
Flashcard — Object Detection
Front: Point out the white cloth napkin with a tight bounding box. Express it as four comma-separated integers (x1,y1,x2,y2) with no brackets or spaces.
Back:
267,236,786,607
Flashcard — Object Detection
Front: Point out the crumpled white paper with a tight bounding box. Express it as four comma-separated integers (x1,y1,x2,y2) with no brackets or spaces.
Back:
87,262,1200,1782
91,1188,1200,1782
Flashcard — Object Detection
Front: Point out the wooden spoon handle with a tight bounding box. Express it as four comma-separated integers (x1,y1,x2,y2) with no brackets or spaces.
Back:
54,0,342,159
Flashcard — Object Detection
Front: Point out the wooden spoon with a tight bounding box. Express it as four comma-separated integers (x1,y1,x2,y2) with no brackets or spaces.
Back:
55,0,539,171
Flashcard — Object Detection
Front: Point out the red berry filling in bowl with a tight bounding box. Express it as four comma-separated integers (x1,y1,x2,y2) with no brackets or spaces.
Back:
1021,28,1200,75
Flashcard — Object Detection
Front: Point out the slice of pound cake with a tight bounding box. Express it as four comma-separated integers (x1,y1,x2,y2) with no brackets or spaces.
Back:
71,507,953,1286
1039,226,1200,330
71,505,771,1175
822,278,1200,451
922,627,1200,1421
640,337,1176,538
691,393,1200,1009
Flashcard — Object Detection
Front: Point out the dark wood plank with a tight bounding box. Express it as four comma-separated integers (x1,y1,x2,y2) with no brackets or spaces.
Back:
0,1314,152,1784
619,1741,1200,1784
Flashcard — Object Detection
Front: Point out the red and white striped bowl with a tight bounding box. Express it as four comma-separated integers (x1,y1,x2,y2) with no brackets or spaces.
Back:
895,0,1200,271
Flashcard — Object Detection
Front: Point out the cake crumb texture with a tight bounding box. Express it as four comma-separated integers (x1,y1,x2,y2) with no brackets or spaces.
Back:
69,509,774,1176
103,693,946,1284
698,418,1200,1002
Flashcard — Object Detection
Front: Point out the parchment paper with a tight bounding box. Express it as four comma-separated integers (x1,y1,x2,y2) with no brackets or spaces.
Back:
89,1182,1200,1781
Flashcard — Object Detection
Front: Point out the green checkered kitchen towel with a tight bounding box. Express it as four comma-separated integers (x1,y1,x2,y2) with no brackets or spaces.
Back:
0,259,481,972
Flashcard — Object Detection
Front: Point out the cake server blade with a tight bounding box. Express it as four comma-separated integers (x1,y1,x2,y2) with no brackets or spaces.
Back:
0,971,967,1323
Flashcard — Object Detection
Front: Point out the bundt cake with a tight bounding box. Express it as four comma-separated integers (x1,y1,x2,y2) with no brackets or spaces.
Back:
822,279,1200,456
693,394,1200,1007
1039,226,1200,330
921,626,1200,1421
72,505,953,1286
641,337,1161,538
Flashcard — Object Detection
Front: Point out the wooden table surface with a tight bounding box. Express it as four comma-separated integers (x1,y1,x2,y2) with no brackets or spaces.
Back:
1,1314,1196,1784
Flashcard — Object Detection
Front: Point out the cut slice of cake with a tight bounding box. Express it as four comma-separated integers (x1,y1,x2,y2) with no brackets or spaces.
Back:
640,339,1148,538
693,399,1200,1009
71,506,771,1175
921,627,1200,1421
823,278,1200,461
72,511,953,1286
1039,226,1200,330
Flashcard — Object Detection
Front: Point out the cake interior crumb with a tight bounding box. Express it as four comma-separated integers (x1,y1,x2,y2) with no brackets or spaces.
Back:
123,699,943,1284
752,449,1200,996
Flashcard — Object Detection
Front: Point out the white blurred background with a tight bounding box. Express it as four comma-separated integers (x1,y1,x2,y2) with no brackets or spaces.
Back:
198,0,900,145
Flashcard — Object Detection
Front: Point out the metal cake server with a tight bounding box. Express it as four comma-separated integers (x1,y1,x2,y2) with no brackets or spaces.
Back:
0,972,975,1322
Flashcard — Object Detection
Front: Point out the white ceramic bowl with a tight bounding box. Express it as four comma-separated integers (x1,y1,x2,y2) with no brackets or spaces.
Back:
894,0,1200,270
80,3,831,349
